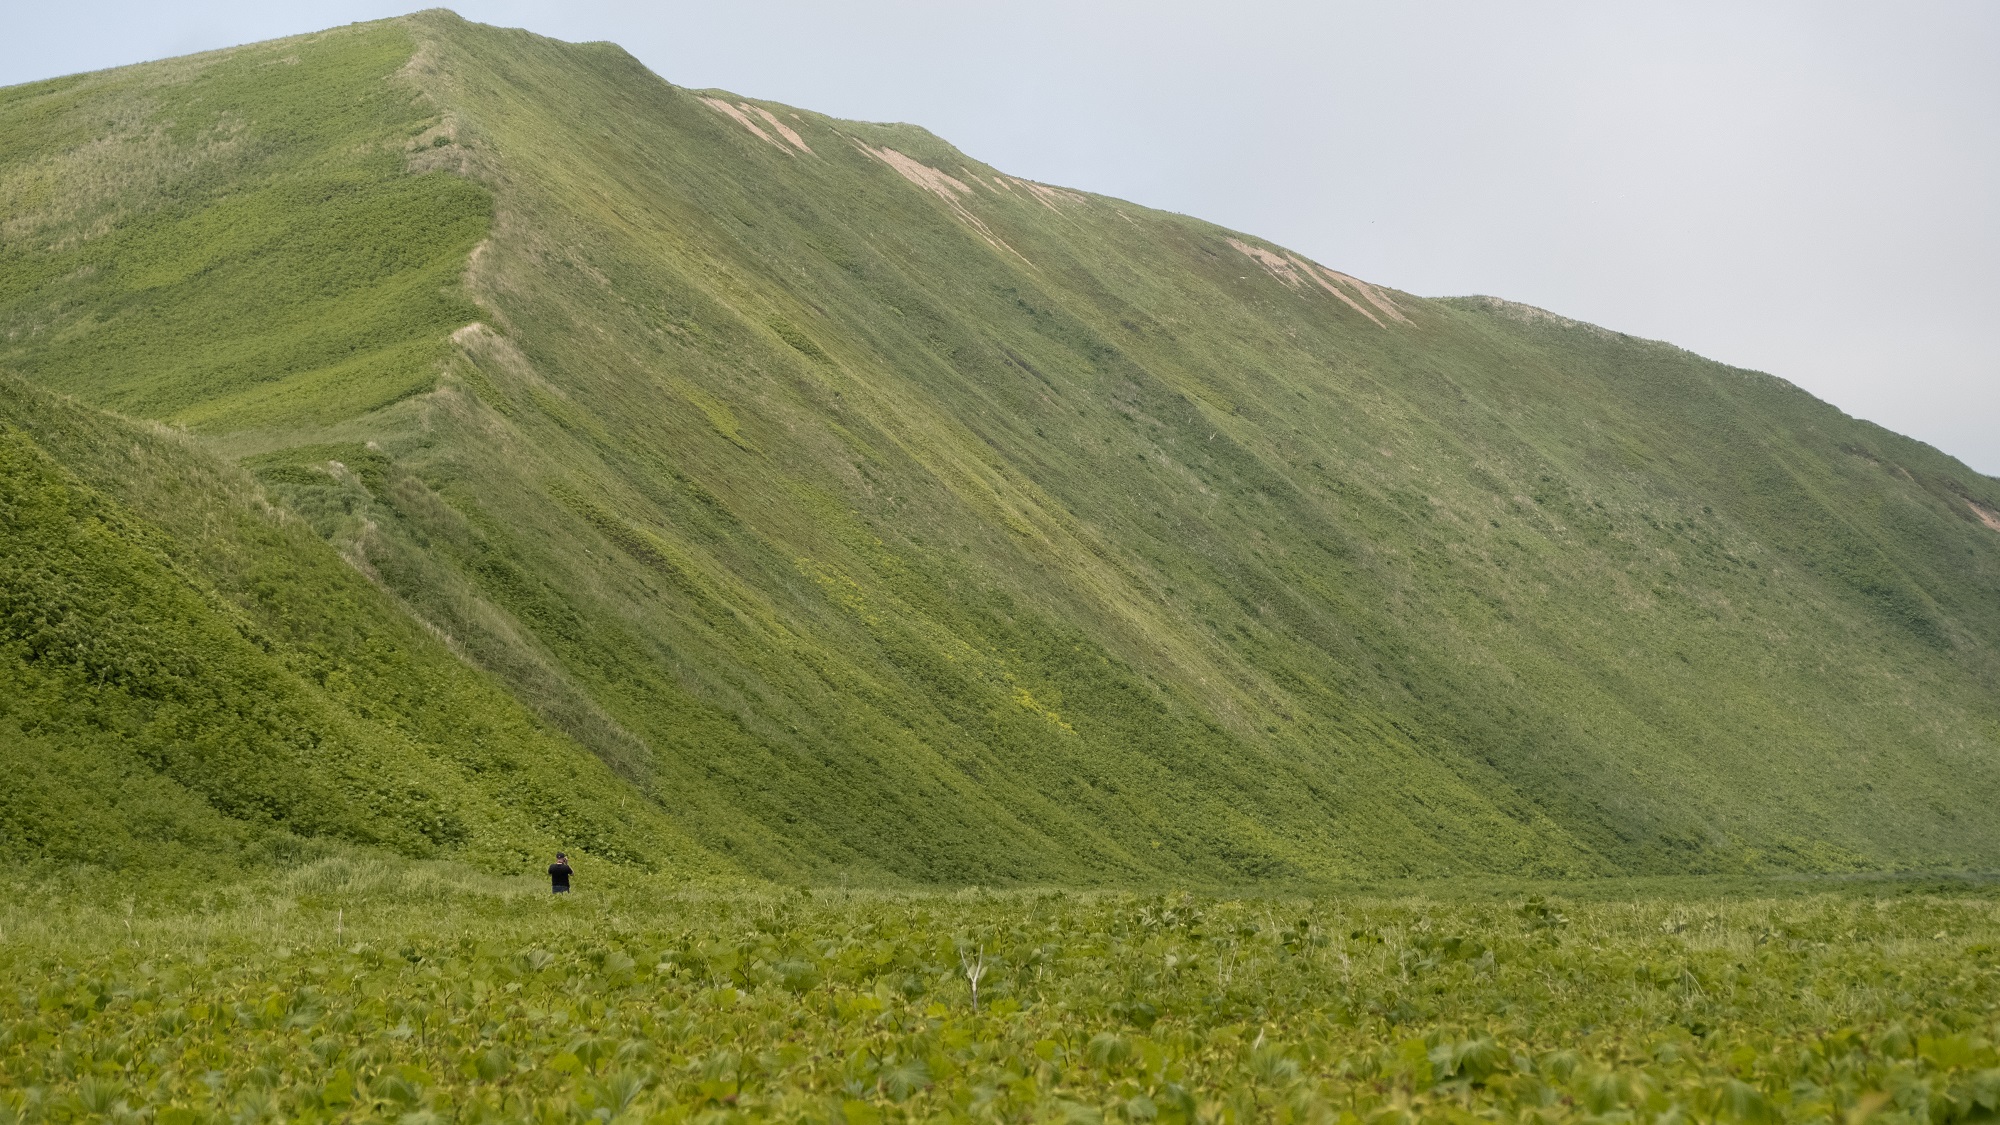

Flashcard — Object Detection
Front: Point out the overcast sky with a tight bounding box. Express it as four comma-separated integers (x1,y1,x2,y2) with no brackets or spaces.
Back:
7,1,1996,474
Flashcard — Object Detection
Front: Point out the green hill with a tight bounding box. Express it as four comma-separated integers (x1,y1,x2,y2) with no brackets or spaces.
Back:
4,11,1999,884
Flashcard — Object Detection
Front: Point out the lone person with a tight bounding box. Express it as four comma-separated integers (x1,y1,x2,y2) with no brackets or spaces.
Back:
548,852,573,894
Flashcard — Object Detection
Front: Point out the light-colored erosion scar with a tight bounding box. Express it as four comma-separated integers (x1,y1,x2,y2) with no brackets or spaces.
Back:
1316,265,1411,324
1970,499,2000,533
852,141,1029,263
1006,177,1088,212
745,103,813,154
863,144,974,204
1288,253,1382,326
698,96,790,152
1228,239,1412,328
1227,238,1306,288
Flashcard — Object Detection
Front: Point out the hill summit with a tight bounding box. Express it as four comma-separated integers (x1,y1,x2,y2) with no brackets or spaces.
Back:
4,11,1999,884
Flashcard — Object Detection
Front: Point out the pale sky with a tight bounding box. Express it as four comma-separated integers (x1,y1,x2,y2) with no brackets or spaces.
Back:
7,2,1997,475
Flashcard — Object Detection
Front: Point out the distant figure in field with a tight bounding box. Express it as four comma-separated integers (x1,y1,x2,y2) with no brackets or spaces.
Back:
548,852,573,894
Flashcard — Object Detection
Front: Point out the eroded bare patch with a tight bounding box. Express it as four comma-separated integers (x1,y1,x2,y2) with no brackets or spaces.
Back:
861,144,973,203
1969,499,2000,533
1007,177,1087,212
1226,238,1306,288
852,142,1027,262
698,96,790,152
745,104,813,154
1289,254,1382,326
1316,265,1412,324
1226,240,1415,328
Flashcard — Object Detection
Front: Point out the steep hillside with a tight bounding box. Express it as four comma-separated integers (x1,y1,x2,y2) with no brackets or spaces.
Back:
0,374,727,878
4,12,1999,883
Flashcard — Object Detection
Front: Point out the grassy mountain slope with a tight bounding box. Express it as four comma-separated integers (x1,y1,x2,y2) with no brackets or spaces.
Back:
3,12,1999,883
0,372,731,879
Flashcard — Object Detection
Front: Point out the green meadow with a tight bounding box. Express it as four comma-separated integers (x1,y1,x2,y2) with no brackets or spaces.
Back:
8,865,2000,1123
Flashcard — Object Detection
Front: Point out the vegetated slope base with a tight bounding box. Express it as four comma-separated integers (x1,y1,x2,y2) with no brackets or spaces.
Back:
2,12,2000,883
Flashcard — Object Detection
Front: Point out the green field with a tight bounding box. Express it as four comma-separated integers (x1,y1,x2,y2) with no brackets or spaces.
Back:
8,867,2000,1123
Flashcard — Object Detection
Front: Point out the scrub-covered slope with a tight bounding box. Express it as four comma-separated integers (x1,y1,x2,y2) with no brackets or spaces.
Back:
4,11,1999,882
0,375,726,878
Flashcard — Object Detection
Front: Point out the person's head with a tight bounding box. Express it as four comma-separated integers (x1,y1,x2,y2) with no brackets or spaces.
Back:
556,852,567,861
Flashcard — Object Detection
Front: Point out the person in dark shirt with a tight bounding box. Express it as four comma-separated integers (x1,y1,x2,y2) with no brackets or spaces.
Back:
548,852,573,894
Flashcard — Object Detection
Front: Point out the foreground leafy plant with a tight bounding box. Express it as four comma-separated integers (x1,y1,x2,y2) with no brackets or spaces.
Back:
3,865,1997,1123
